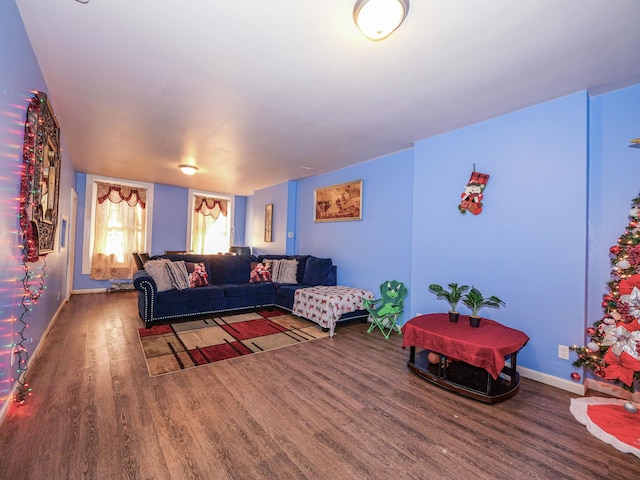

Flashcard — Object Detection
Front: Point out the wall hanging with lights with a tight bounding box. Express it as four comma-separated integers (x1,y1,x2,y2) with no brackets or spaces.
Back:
14,91,61,404
353,0,410,41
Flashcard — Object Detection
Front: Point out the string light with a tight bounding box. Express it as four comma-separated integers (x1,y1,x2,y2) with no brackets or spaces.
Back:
13,92,50,404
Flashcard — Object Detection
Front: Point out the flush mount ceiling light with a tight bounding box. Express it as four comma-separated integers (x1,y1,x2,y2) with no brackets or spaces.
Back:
353,0,410,41
178,164,199,175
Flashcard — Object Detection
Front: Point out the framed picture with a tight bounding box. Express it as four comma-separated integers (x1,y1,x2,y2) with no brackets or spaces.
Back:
264,204,273,242
314,180,362,222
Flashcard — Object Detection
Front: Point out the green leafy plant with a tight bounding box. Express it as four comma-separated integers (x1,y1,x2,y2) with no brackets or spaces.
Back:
428,283,469,313
461,287,506,317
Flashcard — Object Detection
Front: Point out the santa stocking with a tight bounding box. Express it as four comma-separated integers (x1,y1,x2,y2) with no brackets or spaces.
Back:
458,171,490,215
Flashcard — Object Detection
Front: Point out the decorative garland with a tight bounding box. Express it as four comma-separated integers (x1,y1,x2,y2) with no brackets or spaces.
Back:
13,92,49,404
571,193,640,392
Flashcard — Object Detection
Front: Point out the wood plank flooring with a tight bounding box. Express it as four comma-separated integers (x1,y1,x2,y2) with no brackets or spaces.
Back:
0,292,638,479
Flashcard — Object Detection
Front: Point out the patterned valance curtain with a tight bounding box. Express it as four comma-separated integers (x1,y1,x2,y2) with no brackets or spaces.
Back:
96,182,146,208
194,195,228,219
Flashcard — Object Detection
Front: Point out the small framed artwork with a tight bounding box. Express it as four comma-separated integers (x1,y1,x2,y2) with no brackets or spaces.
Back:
264,204,273,242
314,179,363,222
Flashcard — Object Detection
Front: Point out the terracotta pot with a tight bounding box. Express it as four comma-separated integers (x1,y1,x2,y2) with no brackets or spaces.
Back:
469,315,481,328
448,311,460,323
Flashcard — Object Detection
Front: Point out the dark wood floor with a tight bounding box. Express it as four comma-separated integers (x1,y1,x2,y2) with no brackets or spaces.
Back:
0,292,638,479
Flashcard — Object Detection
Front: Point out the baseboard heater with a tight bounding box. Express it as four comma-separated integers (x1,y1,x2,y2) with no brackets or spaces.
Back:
108,281,135,292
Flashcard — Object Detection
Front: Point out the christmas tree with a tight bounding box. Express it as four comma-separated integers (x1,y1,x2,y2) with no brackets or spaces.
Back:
571,193,640,392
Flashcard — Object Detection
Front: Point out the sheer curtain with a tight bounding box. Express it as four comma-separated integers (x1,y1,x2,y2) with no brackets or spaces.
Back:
191,195,229,254
90,182,147,280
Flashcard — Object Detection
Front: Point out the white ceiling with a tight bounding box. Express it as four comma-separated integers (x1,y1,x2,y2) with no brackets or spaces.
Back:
16,0,640,195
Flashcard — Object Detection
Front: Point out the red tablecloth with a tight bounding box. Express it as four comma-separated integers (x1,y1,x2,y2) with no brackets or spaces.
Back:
401,313,529,379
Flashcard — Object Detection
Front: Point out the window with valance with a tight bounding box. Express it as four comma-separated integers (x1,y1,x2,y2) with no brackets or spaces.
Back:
90,181,147,280
191,195,230,254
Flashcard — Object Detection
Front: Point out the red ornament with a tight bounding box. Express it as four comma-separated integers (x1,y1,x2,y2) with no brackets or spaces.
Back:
586,327,597,335
571,372,581,381
603,294,614,302
610,245,622,255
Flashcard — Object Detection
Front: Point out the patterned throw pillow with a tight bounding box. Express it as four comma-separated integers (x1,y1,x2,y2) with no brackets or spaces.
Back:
184,261,209,287
165,261,190,290
143,259,173,292
271,259,298,284
249,262,272,283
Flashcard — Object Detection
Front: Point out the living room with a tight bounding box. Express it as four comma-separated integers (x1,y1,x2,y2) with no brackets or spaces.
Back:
2,0,640,475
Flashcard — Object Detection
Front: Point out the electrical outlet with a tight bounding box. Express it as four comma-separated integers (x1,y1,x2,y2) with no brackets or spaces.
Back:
558,344,570,360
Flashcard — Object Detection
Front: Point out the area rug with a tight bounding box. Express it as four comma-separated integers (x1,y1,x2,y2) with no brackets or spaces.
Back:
138,308,329,376
570,397,640,458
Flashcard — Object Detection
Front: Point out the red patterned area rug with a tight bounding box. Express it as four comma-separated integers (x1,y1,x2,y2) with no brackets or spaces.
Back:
138,308,329,376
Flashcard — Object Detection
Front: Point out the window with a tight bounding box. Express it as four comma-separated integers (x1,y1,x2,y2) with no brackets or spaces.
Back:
82,176,154,279
188,191,232,254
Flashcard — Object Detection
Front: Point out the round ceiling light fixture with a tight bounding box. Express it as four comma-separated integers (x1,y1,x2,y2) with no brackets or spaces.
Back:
353,0,410,41
178,164,199,175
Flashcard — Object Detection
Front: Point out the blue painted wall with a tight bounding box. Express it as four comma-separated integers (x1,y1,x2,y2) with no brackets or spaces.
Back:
0,0,75,409
251,181,290,256
151,184,189,255
411,92,588,380
295,150,415,318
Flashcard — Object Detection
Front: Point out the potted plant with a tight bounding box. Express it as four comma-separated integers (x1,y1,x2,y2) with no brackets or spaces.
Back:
461,287,506,327
428,283,470,322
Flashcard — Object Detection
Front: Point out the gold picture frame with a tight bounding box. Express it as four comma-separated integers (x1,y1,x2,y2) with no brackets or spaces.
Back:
314,180,362,222
264,204,273,242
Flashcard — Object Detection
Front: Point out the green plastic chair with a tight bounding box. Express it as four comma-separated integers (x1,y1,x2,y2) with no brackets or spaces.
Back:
363,280,407,339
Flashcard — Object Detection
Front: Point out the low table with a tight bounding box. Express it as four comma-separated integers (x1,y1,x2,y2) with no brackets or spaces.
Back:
401,314,529,403
292,286,374,336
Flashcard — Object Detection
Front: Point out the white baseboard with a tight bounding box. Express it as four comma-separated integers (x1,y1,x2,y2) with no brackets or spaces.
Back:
585,378,640,402
518,366,586,396
0,298,69,426
71,288,108,294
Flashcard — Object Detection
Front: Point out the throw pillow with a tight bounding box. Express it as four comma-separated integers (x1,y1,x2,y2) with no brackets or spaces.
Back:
184,261,209,287
302,256,333,285
249,262,272,283
143,259,173,292
165,261,190,290
271,258,298,284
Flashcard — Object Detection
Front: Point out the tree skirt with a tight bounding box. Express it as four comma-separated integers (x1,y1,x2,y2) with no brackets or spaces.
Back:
570,397,640,458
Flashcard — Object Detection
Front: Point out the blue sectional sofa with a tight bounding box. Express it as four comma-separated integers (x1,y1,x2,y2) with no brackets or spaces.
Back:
133,253,365,328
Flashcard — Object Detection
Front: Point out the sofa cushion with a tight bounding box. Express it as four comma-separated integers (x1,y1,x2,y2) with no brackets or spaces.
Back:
302,256,333,285
157,284,224,304
163,254,215,284
219,282,275,298
184,261,209,287
249,262,272,283
144,259,173,292
258,255,309,283
208,255,254,284
166,261,190,290
270,258,298,284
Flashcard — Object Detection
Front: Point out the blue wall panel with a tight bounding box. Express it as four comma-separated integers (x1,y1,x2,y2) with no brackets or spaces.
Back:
295,150,414,310
411,92,588,379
